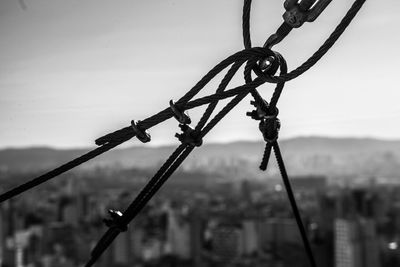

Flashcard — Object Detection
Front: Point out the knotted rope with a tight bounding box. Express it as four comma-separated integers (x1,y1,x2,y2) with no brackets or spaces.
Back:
0,1,366,266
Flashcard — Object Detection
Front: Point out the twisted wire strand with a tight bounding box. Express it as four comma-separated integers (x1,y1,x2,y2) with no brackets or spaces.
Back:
268,52,288,111
88,93,252,267
0,2,366,267
273,142,317,267
0,141,122,203
95,47,275,146
242,0,252,49
118,58,254,225
196,60,245,131
86,1,365,265
0,48,269,204
117,59,253,233
86,144,190,266
86,62,267,266
243,2,316,265
0,0,365,204
242,0,270,111
258,52,287,171
0,73,269,204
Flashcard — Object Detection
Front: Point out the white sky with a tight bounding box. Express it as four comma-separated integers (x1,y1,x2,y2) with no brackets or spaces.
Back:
0,0,399,148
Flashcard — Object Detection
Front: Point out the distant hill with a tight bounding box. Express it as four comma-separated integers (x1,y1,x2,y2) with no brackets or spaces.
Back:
1,137,400,178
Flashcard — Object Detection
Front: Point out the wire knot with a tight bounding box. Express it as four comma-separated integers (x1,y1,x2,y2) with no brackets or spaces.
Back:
258,113,280,171
131,120,151,143
102,210,128,232
175,124,203,147
259,109,280,143
247,103,280,171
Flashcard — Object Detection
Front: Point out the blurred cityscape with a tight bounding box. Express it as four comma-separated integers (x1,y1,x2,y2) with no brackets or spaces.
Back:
1,170,400,267
0,138,400,267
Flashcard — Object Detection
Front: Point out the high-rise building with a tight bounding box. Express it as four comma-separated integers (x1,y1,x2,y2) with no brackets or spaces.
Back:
166,209,191,259
211,224,243,261
0,204,4,267
291,176,327,192
1,201,17,267
359,219,380,267
335,219,361,267
62,201,79,226
113,231,132,265
242,220,258,255
336,188,386,221
259,218,302,251
318,192,337,231
131,224,144,260
189,209,204,267
335,218,380,267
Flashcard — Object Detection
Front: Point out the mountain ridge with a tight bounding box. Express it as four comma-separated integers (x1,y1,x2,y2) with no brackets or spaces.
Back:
1,136,400,178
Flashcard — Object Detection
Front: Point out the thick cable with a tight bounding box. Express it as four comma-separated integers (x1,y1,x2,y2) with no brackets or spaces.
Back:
0,3,366,266
267,52,288,111
85,64,262,266
242,0,269,110
0,140,124,203
96,47,275,145
273,142,317,267
123,60,250,225
196,60,245,131
0,0,365,204
86,144,191,267
244,8,315,264
0,48,271,204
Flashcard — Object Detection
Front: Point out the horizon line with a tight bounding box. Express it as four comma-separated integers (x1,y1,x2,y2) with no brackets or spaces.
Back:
1,134,400,151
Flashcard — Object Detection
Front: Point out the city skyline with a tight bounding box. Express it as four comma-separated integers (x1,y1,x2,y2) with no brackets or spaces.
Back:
1,0,399,148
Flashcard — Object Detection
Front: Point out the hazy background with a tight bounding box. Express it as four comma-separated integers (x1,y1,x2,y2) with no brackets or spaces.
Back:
2,2,400,267
0,0,399,148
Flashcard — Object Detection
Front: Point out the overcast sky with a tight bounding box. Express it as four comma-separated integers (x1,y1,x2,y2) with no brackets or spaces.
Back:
0,0,399,148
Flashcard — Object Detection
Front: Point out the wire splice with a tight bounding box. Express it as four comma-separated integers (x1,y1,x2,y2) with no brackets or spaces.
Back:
131,120,151,143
